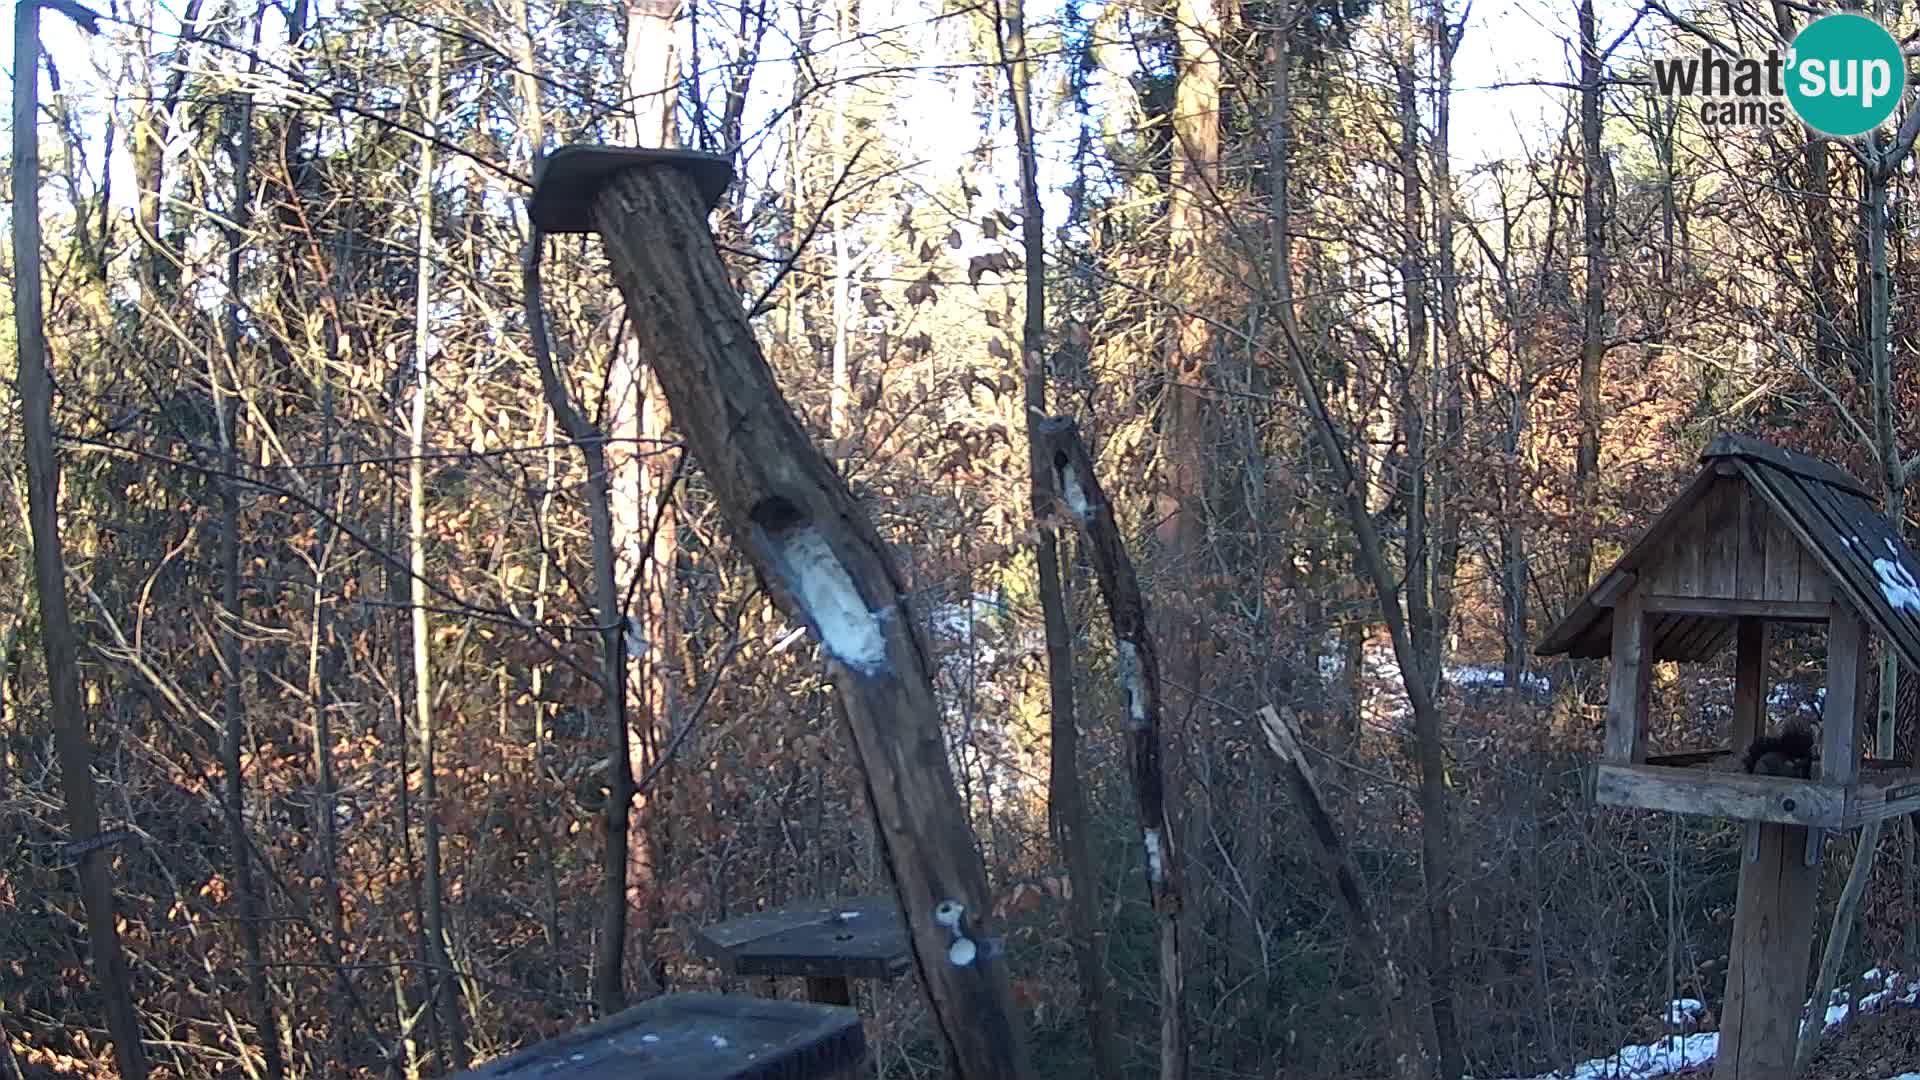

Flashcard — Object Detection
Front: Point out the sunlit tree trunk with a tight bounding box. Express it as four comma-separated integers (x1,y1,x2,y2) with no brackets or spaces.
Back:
407,45,469,1070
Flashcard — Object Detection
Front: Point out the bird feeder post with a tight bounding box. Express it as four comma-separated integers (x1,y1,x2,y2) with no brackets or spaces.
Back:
525,147,1034,1080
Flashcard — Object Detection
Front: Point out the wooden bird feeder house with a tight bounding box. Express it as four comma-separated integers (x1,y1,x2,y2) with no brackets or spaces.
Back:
1537,432,1920,1078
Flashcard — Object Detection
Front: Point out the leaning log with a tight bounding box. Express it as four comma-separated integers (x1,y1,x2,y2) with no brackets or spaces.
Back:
527,147,1034,1080
1034,415,1188,1080
1258,705,1426,1080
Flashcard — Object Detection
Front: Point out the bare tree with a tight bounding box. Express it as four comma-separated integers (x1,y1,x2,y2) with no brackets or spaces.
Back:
11,2,149,1076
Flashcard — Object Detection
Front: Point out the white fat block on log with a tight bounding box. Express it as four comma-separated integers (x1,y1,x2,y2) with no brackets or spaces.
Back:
1056,460,1095,521
1116,641,1149,729
751,498,889,675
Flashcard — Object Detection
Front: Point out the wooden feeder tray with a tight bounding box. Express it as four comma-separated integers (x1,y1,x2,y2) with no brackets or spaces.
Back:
695,897,912,982
1594,754,1920,828
452,992,865,1080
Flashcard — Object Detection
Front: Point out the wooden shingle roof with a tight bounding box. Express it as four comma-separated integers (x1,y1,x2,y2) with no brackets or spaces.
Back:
1537,433,1920,671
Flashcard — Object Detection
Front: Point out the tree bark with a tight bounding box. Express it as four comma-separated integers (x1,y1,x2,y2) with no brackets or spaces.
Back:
618,0,683,993
997,2,1121,1076
1273,302,1458,1078
11,4,150,1075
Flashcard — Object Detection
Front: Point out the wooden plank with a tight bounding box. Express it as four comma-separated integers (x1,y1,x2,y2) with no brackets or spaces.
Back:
1593,764,1846,827
1761,503,1803,602
1703,478,1742,597
1641,596,1832,621
1803,480,1920,672
579,161,1034,1079
1714,824,1821,1080
1822,610,1867,786
696,898,912,981
1796,478,1873,607
1672,497,1707,596
1591,570,1637,608
1668,614,1725,661
453,992,867,1080
1736,482,1769,600
1848,769,1920,825
1732,619,1768,755
1605,589,1653,764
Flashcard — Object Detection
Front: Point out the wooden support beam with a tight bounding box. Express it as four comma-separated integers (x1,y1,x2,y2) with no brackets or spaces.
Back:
1731,619,1768,754
1641,595,1833,622
1822,610,1867,786
1592,570,1637,608
1605,588,1653,764
1714,824,1819,1080
529,149,1034,1080
1593,764,1845,827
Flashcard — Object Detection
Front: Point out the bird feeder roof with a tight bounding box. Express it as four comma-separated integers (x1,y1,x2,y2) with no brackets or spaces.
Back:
1536,433,1920,670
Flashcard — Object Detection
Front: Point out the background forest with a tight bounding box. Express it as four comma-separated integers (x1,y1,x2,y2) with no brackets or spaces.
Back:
5,0,1920,1076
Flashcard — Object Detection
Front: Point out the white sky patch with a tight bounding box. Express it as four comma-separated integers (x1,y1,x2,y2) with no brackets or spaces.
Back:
1872,557,1920,613
773,526,888,674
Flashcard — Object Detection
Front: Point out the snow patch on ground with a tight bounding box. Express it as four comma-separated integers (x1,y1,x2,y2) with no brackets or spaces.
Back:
1493,968,1914,1080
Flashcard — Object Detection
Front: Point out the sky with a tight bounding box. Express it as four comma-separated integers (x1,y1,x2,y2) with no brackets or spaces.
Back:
2,0,1658,242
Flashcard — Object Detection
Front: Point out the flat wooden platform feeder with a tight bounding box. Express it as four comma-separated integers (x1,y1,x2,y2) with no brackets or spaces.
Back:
695,897,910,1006
1595,756,1920,828
453,992,865,1080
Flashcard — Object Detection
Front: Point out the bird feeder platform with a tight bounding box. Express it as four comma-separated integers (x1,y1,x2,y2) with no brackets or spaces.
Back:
695,897,911,1006
451,992,865,1080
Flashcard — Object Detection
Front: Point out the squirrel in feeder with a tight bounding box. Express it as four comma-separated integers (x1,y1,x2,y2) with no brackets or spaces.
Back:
1743,722,1817,779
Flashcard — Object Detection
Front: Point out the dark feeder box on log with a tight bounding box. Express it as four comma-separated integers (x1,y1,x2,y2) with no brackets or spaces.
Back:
451,993,865,1080
694,897,911,1007
1536,433,1920,1079
514,145,1036,1080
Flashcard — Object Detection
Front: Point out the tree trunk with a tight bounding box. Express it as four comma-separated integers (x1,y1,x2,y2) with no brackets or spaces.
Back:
1570,0,1606,596
1430,2,1465,680
573,161,1037,1078
998,3,1121,1076
11,6,150,1076
215,83,287,1080
1273,304,1460,1079
407,47,468,1070
618,0,683,994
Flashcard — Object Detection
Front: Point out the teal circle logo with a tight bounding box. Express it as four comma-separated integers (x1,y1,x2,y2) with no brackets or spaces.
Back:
1786,13,1906,137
